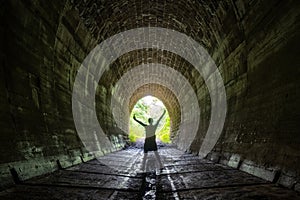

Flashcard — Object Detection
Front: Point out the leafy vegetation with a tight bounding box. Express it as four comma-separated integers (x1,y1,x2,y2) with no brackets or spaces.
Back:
129,96,171,143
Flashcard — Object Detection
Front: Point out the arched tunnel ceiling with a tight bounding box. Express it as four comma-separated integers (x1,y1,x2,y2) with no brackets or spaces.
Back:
96,49,210,140
129,83,181,122
71,0,241,58
110,63,200,151
71,0,230,155
74,22,228,156
98,49,208,96
71,0,239,149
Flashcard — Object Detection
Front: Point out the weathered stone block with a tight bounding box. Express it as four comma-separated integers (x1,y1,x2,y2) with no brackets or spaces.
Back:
227,154,241,169
278,170,297,189
219,152,232,166
81,152,96,162
240,160,279,182
0,166,15,189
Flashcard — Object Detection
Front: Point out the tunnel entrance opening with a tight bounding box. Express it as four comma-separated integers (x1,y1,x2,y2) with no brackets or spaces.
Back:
129,95,171,144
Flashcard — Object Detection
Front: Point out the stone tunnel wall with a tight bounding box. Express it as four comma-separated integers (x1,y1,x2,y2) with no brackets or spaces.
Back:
0,0,300,191
204,1,300,187
0,0,126,189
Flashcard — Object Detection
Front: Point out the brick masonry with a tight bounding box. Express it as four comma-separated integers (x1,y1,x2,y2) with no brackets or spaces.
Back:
0,0,299,192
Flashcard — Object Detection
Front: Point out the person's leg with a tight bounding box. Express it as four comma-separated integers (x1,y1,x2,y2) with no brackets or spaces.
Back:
154,151,163,169
141,152,148,171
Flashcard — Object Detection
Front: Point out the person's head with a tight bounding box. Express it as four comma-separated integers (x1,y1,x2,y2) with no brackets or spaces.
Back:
148,118,153,124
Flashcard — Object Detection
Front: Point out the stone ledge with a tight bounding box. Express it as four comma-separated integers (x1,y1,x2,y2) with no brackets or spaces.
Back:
209,152,300,193
0,156,59,190
219,152,232,166
239,160,279,182
208,152,280,183
58,155,82,169
81,152,96,162
0,146,125,191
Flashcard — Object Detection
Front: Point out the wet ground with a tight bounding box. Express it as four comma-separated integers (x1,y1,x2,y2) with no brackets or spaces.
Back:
1,146,299,199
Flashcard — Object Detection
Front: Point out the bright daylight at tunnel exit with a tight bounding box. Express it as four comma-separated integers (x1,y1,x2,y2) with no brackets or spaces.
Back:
0,0,300,200
129,96,171,144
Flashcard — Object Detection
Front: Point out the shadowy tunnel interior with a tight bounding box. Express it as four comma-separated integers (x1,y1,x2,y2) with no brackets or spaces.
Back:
0,0,299,190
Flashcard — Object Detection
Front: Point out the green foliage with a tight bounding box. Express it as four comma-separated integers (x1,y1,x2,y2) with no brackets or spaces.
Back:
129,99,149,142
157,114,171,143
129,96,171,143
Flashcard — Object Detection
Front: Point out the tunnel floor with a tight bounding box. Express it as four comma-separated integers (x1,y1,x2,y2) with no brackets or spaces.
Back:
1,146,299,200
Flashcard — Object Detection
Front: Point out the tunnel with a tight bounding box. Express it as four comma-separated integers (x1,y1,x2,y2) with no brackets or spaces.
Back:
0,0,300,199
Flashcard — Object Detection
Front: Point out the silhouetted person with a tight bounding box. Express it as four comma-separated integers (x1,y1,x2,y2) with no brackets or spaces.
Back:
133,109,166,172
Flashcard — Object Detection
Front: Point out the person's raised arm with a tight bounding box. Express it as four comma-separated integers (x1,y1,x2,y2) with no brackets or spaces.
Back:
155,109,166,126
133,114,147,126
